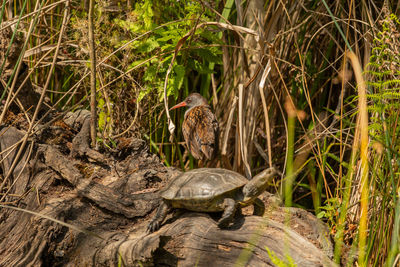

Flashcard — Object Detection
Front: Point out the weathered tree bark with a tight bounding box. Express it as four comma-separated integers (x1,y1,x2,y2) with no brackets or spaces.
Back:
104,210,335,267
0,110,336,266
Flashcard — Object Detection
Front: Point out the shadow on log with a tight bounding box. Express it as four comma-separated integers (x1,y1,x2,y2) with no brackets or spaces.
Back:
0,110,336,266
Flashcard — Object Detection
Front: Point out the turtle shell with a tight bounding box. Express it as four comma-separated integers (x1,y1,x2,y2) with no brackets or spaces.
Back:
160,168,248,211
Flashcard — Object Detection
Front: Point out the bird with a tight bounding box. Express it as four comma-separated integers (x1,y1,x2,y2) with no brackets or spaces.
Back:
170,93,219,161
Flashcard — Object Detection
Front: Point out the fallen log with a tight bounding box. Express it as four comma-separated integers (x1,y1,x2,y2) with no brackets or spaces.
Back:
0,111,336,266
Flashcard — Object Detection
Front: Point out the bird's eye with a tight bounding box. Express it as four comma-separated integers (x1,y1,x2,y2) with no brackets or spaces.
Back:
186,98,191,103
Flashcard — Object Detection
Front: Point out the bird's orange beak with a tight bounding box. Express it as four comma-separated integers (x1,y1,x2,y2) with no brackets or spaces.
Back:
169,101,187,111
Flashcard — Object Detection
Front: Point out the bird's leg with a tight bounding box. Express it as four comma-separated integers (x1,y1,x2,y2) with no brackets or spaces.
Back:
182,150,192,169
147,201,171,233
252,198,265,216
198,158,204,168
218,198,236,228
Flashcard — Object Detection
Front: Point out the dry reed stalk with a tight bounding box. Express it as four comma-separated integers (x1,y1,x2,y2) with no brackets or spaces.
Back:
238,84,251,178
0,0,43,191
346,50,369,266
88,0,97,147
221,96,237,156
0,1,69,195
0,1,41,125
0,0,69,32
0,46,57,130
258,60,272,168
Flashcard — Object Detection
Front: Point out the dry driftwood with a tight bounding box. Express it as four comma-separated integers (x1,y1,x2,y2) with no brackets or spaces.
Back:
0,110,336,266
98,210,336,267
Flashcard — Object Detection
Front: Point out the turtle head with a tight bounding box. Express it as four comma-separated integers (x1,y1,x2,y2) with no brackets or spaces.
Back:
242,167,279,203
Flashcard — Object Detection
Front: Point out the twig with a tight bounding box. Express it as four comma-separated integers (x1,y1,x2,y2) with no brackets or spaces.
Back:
0,45,56,121
221,96,237,155
0,0,43,192
258,60,272,168
111,95,140,139
0,0,69,32
346,51,369,265
0,0,41,126
88,0,97,147
0,1,69,193
238,84,251,179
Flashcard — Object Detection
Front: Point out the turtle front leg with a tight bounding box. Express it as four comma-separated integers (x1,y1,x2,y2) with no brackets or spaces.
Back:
253,198,265,216
147,201,171,233
217,198,236,228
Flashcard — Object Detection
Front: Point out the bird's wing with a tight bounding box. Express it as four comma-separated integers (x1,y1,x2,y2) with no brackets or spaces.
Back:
182,108,203,160
199,107,219,160
183,106,219,160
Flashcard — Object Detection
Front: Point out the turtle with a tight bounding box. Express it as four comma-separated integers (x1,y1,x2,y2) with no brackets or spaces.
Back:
147,167,279,232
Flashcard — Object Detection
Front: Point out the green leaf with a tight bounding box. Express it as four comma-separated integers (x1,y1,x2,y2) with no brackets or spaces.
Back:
136,37,159,53
129,59,149,69
317,211,326,219
193,48,222,64
188,59,214,74
143,65,157,82
265,246,297,267
156,34,176,43
138,86,151,102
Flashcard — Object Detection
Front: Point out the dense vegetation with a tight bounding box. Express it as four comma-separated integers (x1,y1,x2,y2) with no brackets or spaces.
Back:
1,0,400,265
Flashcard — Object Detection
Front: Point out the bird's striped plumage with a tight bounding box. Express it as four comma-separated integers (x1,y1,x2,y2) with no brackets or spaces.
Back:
170,93,219,160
